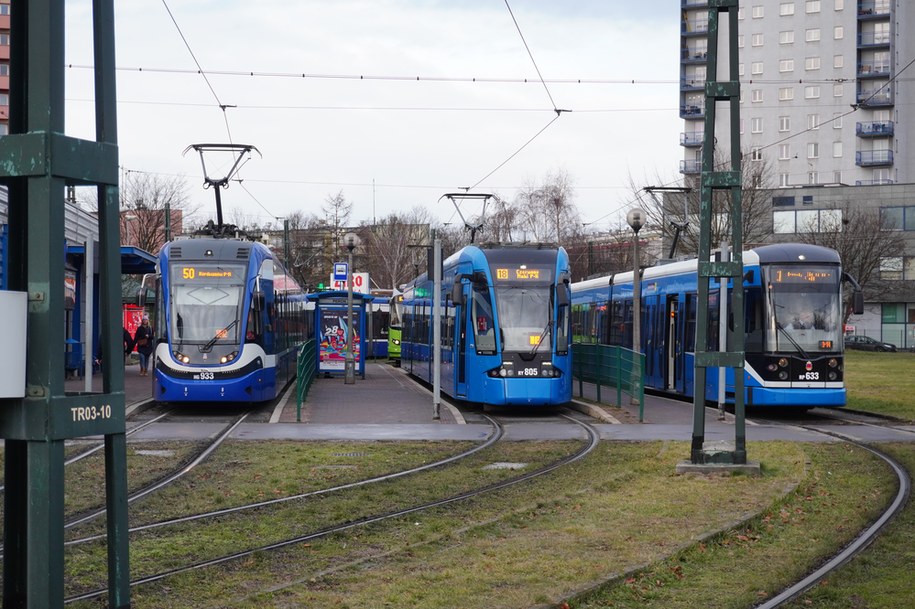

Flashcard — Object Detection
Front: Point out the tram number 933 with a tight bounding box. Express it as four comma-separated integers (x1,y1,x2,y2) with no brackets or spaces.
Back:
194,371,216,381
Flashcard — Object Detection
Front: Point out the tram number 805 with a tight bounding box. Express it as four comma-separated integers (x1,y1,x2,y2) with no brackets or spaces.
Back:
519,368,540,377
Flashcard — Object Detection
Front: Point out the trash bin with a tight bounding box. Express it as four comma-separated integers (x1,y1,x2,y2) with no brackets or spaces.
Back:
65,338,83,377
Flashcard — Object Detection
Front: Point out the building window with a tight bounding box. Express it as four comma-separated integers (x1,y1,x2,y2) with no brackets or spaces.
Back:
753,5,765,18
805,85,820,99
780,31,795,44
833,112,843,128
833,141,842,158
752,61,764,75
880,206,915,231
739,63,745,77
806,28,821,42
779,87,795,101
806,0,821,13
808,172,819,185
752,33,764,47
834,0,844,9
805,57,821,71
779,59,794,72
880,257,903,281
834,55,843,68
752,89,764,103
833,83,843,97
0,5,9,16
834,25,844,39
780,3,796,16
807,114,819,130
773,196,795,206
774,209,842,233
807,142,819,158
0,33,9,46
738,34,745,48
779,143,791,159
751,117,764,133
774,211,796,233
834,171,842,183
751,147,763,161
780,173,791,187
779,115,791,131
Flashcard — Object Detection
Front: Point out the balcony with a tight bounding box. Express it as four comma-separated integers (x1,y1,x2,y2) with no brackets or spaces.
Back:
680,160,702,174
679,104,705,119
855,179,894,186
680,77,705,92
858,32,891,47
681,48,708,64
856,121,894,137
681,0,708,7
681,19,708,36
858,1,891,19
857,62,891,79
857,88,893,107
680,131,704,147
855,150,894,167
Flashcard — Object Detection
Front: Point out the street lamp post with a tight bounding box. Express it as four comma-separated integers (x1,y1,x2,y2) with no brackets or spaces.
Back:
343,232,361,385
627,209,645,406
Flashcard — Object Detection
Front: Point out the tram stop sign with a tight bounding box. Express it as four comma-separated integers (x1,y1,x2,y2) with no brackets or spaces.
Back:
333,262,348,281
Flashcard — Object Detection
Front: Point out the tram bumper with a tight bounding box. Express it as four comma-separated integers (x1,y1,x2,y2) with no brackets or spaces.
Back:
489,376,571,406
153,359,276,402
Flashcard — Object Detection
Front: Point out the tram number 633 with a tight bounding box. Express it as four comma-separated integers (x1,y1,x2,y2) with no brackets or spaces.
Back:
70,404,113,422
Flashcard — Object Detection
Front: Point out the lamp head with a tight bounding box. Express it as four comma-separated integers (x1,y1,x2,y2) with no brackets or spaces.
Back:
343,232,361,251
626,208,646,233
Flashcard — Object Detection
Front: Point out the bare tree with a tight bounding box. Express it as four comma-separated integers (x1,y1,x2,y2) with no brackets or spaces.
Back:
119,171,194,254
797,204,906,324
514,170,581,244
633,150,778,258
361,207,433,290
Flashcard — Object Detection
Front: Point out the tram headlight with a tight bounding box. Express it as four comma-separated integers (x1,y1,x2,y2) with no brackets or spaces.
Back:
827,358,838,368
392,338,401,346
777,358,789,368
767,363,778,372
778,371,789,381
828,371,838,381
499,368,508,377
220,351,238,364
173,351,191,364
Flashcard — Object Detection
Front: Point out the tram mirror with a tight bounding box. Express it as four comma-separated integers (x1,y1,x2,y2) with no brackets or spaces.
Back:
253,276,264,311
559,271,572,285
138,273,156,307
451,280,465,306
743,270,755,283
557,284,570,306
472,271,488,285
852,290,864,315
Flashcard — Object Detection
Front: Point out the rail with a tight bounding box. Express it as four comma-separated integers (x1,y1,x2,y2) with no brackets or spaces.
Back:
572,343,646,421
296,339,317,422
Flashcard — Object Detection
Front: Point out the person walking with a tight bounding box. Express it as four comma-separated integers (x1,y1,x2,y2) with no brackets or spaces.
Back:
123,326,134,365
133,315,154,376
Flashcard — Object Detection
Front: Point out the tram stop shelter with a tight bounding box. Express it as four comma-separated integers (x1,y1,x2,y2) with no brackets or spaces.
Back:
307,291,375,379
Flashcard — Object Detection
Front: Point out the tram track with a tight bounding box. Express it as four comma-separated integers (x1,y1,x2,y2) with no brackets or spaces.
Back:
746,416,912,608
64,412,600,605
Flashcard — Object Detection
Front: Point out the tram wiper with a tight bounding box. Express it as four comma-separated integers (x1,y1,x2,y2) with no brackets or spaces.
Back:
775,322,810,360
201,319,238,353
528,321,552,357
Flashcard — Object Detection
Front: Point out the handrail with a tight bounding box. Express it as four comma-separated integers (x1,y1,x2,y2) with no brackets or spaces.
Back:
572,343,645,422
296,339,317,422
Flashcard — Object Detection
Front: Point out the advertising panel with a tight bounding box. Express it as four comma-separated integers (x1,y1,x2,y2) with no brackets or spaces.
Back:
317,308,361,372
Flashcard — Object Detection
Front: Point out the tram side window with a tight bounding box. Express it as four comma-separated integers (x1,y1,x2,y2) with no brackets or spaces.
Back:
608,299,626,346
472,284,496,354
556,303,570,354
707,290,720,351
685,293,697,351
744,287,764,352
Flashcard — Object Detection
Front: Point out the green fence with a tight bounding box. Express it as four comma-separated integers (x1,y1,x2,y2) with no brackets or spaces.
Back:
571,343,646,422
296,339,317,422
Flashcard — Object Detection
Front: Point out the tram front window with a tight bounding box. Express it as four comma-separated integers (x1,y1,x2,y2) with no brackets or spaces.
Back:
765,265,841,354
494,286,551,353
170,264,245,346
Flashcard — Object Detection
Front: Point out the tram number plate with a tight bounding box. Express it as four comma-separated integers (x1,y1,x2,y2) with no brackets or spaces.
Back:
195,371,215,380
519,368,540,377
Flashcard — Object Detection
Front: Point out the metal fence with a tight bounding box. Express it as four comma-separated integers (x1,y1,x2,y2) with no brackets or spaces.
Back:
571,343,646,421
296,339,317,422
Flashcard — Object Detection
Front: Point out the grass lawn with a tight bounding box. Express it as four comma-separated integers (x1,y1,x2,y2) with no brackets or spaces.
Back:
844,350,915,421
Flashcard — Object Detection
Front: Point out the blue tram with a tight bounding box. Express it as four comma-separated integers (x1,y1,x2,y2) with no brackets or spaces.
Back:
401,244,573,407
150,237,310,403
571,243,857,409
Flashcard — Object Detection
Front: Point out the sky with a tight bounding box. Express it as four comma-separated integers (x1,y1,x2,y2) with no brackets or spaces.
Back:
63,0,684,232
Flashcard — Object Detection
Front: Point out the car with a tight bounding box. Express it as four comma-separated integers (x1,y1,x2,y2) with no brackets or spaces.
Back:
844,335,897,352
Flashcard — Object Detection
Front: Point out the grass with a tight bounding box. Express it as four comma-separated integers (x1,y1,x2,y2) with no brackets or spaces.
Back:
63,441,898,609
844,350,915,421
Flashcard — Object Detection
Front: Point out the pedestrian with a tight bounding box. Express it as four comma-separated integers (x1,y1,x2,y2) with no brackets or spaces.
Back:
133,315,154,376
123,326,134,365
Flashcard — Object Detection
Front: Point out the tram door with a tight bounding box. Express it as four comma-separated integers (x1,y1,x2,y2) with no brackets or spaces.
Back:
665,295,679,391
454,284,468,398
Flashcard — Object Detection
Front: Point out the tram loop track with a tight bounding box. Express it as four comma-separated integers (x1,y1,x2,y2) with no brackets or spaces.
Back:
64,412,599,604
743,413,912,608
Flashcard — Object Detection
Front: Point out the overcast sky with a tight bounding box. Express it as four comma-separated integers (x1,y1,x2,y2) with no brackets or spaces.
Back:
64,1,683,232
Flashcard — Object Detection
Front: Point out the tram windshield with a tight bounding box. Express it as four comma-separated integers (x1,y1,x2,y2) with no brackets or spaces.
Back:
486,263,555,353
764,265,841,354
169,263,246,345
